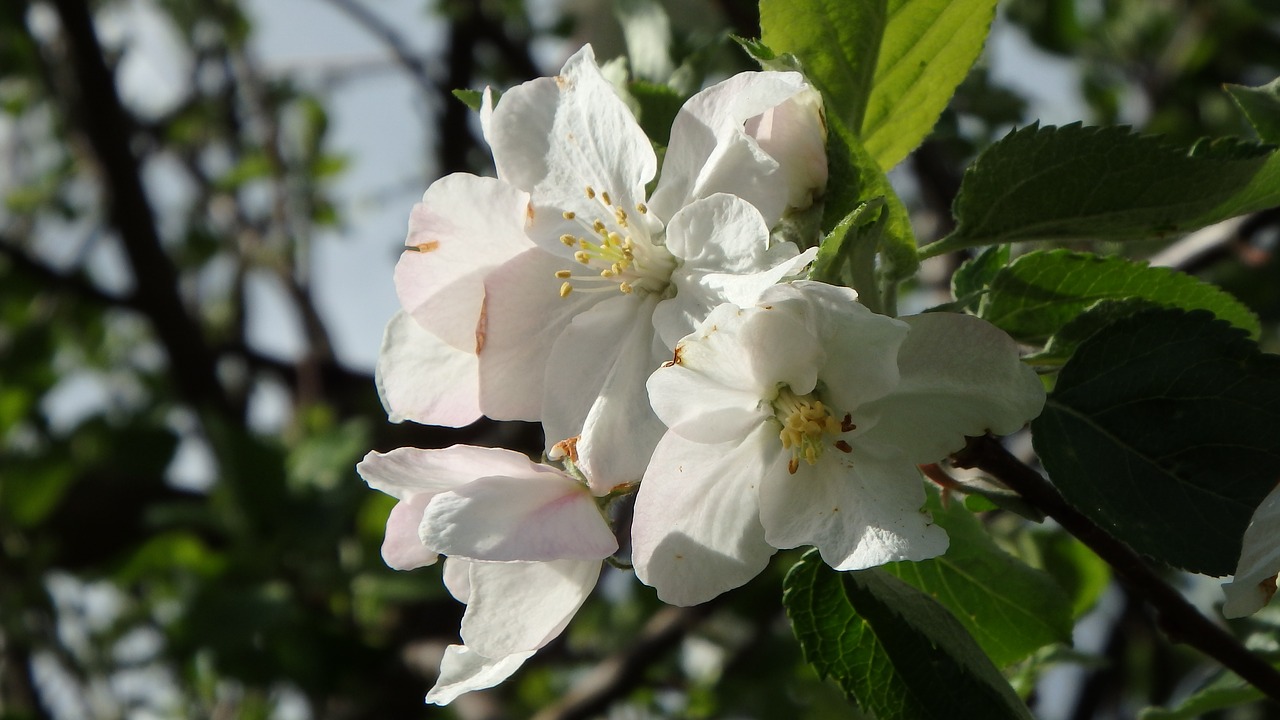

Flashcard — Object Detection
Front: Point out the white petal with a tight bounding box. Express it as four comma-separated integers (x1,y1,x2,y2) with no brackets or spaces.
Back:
443,557,472,604
375,311,481,427
425,645,534,706
479,248,600,420
487,45,655,221
1224,484,1280,617
394,174,532,351
655,194,816,348
651,71,811,226
357,445,540,500
380,493,438,570
461,559,600,658
632,427,781,605
421,473,618,562
855,313,1046,463
744,87,828,211
759,451,949,570
540,294,669,490
646,359,768,446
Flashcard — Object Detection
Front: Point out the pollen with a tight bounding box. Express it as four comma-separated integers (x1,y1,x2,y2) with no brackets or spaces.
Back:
601,191,612,206
585,186,596,199
559,282,573,297
636,202,648,214
555,270,572,279
560,234,577,246
563,210,576,220
619,281,633,294
774,388,851,472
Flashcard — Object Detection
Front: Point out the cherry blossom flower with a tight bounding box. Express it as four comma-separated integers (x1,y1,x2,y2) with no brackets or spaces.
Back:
380,45,827,491
356,445,617,702
1222,484,1280,618
631,282,1046,606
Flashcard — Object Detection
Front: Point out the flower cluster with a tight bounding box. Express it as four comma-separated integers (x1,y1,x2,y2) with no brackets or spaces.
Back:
357,45,1046,703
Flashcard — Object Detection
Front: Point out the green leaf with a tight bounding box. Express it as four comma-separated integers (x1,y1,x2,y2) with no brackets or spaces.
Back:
951,244,1009,312
883,495,1074,667
823,117,919,284
862,0,1000,169
628,80,686,148
926,124,1280,256
1030,298,1162,365
1226,77,1280,144
451,88,483,112
784,551,1033,720
1032,308,1280,576
978,250,1260,345
810,198,887,313
1138,670,1265,719
1022,530,1111,619
760,0,887,134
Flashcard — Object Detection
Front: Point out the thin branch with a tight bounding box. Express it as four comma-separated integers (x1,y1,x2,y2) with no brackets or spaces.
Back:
0,236,138,310
318,0,439,101
42,0,235,419
953,434,1280,704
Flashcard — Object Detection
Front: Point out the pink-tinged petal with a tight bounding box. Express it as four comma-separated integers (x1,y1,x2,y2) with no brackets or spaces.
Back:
357,445,540,500
540,293,667,490
461,559,600,658
381,493,438,570
650,71,810,226
744,87,828,212
395,174,533,351
479,248,600,420
855,313,1046,464
632,427,781,605
1224,484,1280,618
443,557,471,604
375,311,481,427
421,473,617,562
425,645,534,706
487,45,655,221
759,451,949,570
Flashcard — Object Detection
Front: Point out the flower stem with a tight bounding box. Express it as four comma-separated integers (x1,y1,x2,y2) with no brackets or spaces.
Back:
952,434,1280,703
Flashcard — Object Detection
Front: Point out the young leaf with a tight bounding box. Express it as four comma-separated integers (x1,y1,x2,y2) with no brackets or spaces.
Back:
760,0,887,135
823,117,919,283
862,0,1000,170
784,552,1034,720
926,124,1280,256
883,494,1074,667
451,88,484,112
977,249,1260,344
810,198,886,312
1226,77,1280,144
1033,308,1280,576
951,244,1009,312
628,80,685,148
1138,670,1265,719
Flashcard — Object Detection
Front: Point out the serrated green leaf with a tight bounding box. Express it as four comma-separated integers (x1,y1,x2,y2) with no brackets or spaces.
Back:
1030,298,1162,364
810,198,886,312
951,244,1009,312
1033,308,1280,576
823,117,919,284
784,552,1033,720
862,0,1000,169
884,495,1073,667
1226,77,1280,144
760,0,887,135
926,124,1280,256
978,250,1260,346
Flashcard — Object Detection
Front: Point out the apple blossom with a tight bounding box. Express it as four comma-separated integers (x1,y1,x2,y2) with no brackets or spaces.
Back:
380,44,827,492
356,445,617,702
631,282,1047,606
1222,483,1280,618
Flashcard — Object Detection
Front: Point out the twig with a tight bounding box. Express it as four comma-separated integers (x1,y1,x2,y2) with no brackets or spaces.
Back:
318,0,439,101
953,434,1280,704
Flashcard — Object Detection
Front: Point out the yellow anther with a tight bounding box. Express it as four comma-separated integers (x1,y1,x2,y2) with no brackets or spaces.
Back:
619,282,634,294
611,263,622,275
615,208,628,225
601,268,614,278
601,191,612,206
563,210,576,220
559,282,573,297
636,202,648,214
593,220,607,235
585,186,596,199
554,270,572,279
607,231,624,246
560,234,576,246
574,251,590,264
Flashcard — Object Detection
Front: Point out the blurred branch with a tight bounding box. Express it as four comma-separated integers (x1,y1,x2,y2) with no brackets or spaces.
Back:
40,0,235,419
318,0,439,101
0,235,138,310
953,434,1280,705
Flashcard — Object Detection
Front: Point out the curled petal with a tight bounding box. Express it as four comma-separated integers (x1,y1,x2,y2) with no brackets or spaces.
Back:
425,645,534,706
1224,484,1280,618
460,559,601,659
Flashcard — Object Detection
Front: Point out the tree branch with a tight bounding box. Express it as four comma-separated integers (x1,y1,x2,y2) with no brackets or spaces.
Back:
953,434,1280,704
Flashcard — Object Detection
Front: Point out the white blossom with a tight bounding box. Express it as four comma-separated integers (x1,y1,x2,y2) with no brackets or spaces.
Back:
1222,483,1280,618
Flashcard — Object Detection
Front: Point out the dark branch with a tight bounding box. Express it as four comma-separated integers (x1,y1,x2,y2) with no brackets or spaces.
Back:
953,434,1280,704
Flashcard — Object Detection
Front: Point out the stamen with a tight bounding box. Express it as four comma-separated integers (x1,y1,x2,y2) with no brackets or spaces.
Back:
559,282,573,297
635,202,648,214
555,270,572,279
601,191,612,206
585,186,596,199
563,210,576,220
560,234,577,246
615,208,628,226
619,282,633,294
574,251,590,264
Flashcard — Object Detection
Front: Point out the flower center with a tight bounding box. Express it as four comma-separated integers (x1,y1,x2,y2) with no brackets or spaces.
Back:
772,386,855,474
554,185,676,299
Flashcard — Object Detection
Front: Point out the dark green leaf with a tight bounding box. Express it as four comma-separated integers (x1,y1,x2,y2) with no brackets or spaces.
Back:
1138,670,1265,719
884,494,1073,667
760,0,887,134
1033,308,1280,575
927,124,1280,256
978,250,1260,344
1226,77,1280,144
951,244,1009,312
784,551,1033,720
862,0,1000,169
629,80,686,148
1030,298,1162,364
1022,530,1111,618
810,197,887,312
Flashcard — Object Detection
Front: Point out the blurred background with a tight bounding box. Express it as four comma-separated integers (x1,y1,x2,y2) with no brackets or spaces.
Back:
2,0,1280,718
